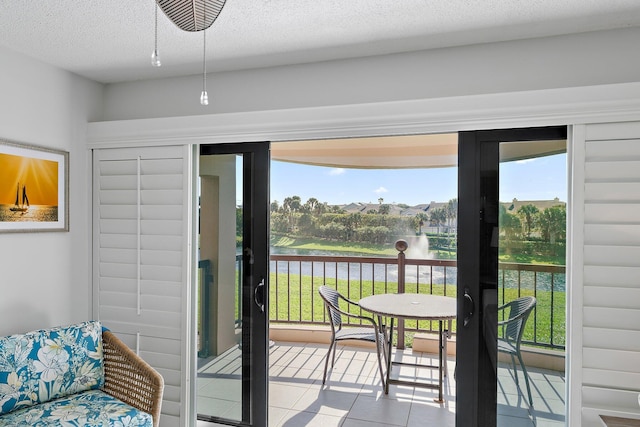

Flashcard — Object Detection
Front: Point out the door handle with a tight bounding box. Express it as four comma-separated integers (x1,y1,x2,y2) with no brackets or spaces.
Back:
463,288,474,327
254,278,265,312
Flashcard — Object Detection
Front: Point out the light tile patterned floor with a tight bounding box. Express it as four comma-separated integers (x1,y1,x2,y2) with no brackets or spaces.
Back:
197,341,565,426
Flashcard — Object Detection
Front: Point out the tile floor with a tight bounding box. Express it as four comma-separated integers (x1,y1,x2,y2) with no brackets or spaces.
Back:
197,341,565,426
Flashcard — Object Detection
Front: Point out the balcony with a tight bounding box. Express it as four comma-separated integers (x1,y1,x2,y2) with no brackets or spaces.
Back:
198,342,565,426
197,249,566,425
268,252,565,355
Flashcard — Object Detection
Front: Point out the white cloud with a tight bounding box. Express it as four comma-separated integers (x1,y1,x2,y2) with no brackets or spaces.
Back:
374,186,388,194
328,168,345,176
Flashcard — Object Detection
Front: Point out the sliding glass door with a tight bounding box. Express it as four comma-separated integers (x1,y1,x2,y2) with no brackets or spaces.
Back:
456,127,567,426
197,142,270,427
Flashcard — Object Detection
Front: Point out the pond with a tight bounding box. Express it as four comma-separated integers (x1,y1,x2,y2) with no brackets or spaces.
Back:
269,247,565,292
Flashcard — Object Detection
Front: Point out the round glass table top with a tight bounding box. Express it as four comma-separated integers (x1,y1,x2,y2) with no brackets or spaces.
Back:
359,293,456,320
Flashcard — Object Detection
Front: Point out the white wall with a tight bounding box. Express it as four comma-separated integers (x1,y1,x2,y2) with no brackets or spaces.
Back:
0,45,103,336
102,27,640,121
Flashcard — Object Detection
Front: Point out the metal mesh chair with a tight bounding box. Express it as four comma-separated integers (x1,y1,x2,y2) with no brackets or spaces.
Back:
318,286,386,387
497,296,537,407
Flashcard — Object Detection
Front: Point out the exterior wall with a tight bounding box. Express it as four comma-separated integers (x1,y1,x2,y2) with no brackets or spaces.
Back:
0,45,104,336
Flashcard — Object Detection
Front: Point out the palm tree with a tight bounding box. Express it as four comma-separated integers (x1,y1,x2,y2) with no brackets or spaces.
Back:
282,196,302,231
316,202,328,215
416,212,429,234
429,207,447,234
445,198,458,233
305,197,319,214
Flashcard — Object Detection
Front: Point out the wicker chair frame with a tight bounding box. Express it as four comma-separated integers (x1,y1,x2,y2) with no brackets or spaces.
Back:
101,330,165,427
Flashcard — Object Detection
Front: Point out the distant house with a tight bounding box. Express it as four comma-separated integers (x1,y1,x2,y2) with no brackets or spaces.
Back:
502,197,565,213
337,198,565,235
339,202,404,215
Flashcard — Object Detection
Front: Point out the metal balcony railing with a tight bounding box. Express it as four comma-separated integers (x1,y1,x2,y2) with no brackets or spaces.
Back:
267,249,566,351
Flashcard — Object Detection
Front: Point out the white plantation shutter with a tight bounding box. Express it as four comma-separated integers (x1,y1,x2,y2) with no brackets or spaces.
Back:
579,122,640,425
93,146,191,427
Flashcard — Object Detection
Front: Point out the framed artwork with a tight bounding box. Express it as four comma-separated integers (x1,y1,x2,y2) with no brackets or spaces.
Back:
0,139,69,232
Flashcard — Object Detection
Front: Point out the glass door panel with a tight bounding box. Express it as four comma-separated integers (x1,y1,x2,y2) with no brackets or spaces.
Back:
457,127,567,427
496,144,567,426
197,143,270,426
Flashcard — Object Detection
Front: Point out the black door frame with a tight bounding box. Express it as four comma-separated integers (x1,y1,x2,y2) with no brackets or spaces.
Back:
456,126,567,426
199,142,270,427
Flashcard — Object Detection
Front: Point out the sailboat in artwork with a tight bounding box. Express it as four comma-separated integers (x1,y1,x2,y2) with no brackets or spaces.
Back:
9,183,29,212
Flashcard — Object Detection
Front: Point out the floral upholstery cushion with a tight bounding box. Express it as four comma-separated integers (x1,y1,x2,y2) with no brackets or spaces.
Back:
0,389,152,427
0,321,104,415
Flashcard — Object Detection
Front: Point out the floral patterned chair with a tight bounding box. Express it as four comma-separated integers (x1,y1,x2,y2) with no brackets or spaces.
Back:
0,321,164,426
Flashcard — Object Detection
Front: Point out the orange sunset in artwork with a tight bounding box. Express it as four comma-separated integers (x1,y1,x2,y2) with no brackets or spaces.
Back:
0,152,59,222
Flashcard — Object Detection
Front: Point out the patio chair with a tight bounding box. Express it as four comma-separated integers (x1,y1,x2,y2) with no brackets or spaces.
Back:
497,296,537,407
318,286,386,387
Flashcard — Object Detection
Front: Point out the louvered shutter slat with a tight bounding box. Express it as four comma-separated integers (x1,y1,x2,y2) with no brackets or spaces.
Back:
580,122,640,425
93,146,189,427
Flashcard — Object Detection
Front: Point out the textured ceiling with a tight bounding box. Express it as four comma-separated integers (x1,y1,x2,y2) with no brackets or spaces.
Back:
2,0,640,83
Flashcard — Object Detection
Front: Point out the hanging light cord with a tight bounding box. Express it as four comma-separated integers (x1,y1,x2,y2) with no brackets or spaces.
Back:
155,4,158,51
152,3,161,66
200,14,209,105
203,30,207,93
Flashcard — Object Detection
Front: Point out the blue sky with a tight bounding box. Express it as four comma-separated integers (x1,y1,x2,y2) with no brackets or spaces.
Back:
269,153,567,206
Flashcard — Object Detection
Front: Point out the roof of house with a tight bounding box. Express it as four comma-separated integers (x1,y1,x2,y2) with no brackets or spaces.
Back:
337,198,564,216
502,197,566,213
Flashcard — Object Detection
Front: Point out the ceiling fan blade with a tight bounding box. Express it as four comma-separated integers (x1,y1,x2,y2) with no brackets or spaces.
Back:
156,0,227,32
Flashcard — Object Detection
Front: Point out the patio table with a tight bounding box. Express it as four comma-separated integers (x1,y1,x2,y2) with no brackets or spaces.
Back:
359,293,456,402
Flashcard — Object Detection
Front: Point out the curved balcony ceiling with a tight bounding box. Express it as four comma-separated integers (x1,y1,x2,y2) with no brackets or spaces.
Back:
271,135,566,169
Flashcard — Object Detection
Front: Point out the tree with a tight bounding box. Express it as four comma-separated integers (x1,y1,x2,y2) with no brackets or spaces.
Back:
282,196,302,231
297,213,315,235
346,213,362,240
305,197,319,214
283,195,301,212
271,212,289,233
379,204,391,215
538,205,566,243
429,207,447,233
445,198,458,233
415,212,429,234
316,202,328,215
236,207,243,238
499,205,521,240
270,200,280,213
517,204,539,239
